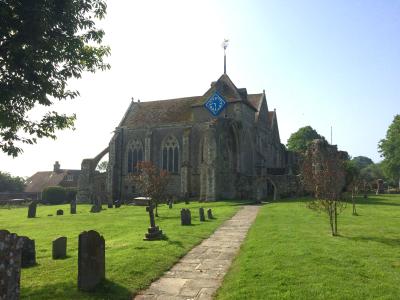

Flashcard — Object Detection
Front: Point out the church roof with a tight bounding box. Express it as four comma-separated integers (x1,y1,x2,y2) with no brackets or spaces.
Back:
122,96,203,128
121,74,265,128
248,94,263,111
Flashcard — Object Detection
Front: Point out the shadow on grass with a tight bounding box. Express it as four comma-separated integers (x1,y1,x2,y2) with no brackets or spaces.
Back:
159,234,185,248
22,278,132,300
340,235,400,247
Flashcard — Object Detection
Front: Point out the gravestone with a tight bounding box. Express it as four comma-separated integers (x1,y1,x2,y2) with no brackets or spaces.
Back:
181,209,191,225
207,209,214,219
114,200,121,208
20,236,36,268
56,209,64,216
90,205,101,213
27,201,37,218
78,230,105,292
376,179,384,195
168,198,173,209
0,230,23,300
107,203,113,209
199,207,206,222
52,237,67,259
70,200,77,214
144,204,163,240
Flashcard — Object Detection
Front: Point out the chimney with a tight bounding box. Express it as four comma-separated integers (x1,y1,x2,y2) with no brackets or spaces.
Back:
54,161,60,173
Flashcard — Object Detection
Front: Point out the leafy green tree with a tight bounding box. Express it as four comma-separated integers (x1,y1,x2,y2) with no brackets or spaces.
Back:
0,0,110,156
351,156,374,170
344,160,360,215
287,126,326,153
0,171,25,192
379,115,400,188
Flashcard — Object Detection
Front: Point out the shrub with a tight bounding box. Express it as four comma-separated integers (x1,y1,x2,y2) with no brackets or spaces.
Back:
65,187,78,203
42,186,67,205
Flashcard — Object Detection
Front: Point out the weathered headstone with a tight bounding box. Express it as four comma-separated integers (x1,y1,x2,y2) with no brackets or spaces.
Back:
56,209,64,216
78,230,105,292
207,209,213,219
70,200,77,214
90,205,101,213
0,230,23,300
199,207,206,222
27,202,37,218
20,236,36,268
376,179,384,195
52,237,67,259
181,209,191,225
107,203,113,209
144,204,163,240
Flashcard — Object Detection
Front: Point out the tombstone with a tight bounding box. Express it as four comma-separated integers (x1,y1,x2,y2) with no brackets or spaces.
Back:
0,230,23,300
199,207,206,222
27,201,37,218
114,200,121,208
56,209,64,216
207,209,213,219
107,203,113,209
70,200,77,214
52,237,67,259
376,179,384,195
168,198,173,209
78,230,105,292
181,208,191,225
144,204,163,240
20,236,36,268
90,205,101,213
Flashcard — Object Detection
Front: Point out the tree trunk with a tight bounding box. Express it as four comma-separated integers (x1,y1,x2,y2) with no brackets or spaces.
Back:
352,188,357,215
334,201,338,236
155,203,159,217
328,204,334,236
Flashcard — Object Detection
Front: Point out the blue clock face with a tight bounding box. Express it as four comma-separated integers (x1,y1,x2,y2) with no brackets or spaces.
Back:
204,92,227,116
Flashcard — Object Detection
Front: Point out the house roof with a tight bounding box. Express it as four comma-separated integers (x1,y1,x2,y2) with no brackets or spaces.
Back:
24,170,80,193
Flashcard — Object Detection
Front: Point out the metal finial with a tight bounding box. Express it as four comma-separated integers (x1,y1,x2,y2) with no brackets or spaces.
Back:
222,39,229,74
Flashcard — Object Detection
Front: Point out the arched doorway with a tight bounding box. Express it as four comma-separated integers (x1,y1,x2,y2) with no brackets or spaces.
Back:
266,178,278,200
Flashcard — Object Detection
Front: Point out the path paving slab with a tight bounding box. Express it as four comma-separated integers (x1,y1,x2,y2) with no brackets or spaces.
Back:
134,205,260,300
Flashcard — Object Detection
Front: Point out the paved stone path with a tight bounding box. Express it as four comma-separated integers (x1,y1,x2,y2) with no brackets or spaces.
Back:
134,205,261,300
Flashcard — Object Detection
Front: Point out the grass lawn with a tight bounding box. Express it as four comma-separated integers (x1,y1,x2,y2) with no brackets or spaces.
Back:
216,194,400,300
0,201,241,299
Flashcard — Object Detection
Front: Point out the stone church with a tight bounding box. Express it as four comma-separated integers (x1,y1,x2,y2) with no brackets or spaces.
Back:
77,73,298,203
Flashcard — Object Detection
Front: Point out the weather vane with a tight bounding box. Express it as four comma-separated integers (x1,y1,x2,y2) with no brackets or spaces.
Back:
222,39,229,74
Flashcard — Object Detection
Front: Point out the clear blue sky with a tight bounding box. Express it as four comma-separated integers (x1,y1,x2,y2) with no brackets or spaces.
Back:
1,0,399,177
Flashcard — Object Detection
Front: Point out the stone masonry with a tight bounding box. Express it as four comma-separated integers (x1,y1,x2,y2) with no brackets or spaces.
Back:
78,74,297,203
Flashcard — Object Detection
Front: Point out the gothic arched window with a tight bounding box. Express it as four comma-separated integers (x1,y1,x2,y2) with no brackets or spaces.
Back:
127,139,144,173
162,135,179,173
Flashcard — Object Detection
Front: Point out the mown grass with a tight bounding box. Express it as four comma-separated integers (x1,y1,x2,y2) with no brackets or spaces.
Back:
0,201,241,299
216,194,400,300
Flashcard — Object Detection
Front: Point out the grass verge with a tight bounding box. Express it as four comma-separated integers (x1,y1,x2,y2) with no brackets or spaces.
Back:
0,201,241,299
216,194,400,300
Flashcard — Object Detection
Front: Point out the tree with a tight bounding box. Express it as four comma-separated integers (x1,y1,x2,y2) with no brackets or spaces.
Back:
378,115,400,188
0,0,110,156
287,126,326,153
0,171,25,192
351,156,374,170
129,161,170,217
344,160,360,215
302,139,346,236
